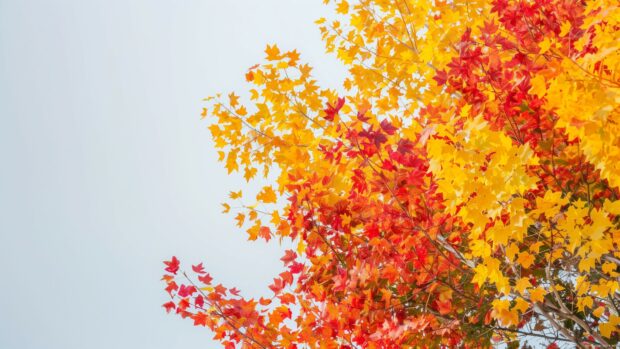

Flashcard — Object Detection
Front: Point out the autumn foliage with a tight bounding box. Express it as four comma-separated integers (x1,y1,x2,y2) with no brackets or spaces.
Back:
162,0,620,347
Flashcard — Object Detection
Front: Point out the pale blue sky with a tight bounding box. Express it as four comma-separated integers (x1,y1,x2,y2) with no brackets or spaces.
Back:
0,1,344,348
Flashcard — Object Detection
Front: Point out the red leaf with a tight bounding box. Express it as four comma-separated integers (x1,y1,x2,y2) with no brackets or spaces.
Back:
195,295,204,308
433,69,448,86
178,284,197,297
163,256,180,275
279,293,296,305
177,298,190,311
162,301,176,313
481,20,498,35
357,108,370,122
289,261,304,274
380,119,397,135
198,273,213,285
280,250,297,265
269,277,285,294
323,97,345,121
214,284,227,295
192,262,206,274
193,312,208,326
165,281,178,296
259,297,272,306
259,226,272,241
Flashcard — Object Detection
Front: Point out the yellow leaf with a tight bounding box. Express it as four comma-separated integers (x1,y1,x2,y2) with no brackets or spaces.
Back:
529,241,544,254
257,186,277,204
472,264,488,285
235,213,245,227
228,92,239,108
592,306,605,318
577,296,593,312
552,284,565,292
574,35,588,51
297,239,306,255
600,322,615,338
539,37,552,54
336,0,349,14
559,21,571,37
226,150,239,174
246,222,260,241
513,297,530,313
244,167,257,182
529,75,546,97
265,44,281,61
515,277,532,295
492,299,510,313
578,257,595,272
602,262,617,275
517,252,535,269
492,299,518,326
506,243,519,262
271,210,281,226
229,190,243,199
529,287,546,303
221,203,230,213
601,315,620,338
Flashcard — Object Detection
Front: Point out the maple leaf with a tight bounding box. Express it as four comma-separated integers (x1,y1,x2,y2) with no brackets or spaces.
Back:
517,252,535,269
435,299,452,315
234,213,245,227
279,293,296,305
193,312,208,327
258,226,272,241
192,263,206,274
269,277,285,294
228,92,239,108
289,261,303,274
379,119,397,135
164,256,180,275
165,281,178,296
178,284,197,297
229,190,242,199
433,70,448,86
213,284,226,295
198,273,213,285
162,301,176,313
323,97,345,121
336,0,349,14
195,295,204,308
357,108,370,122
280,250,297,265
515,277,532,295
265,44,280,61
529,288,546,303
256,186,277,204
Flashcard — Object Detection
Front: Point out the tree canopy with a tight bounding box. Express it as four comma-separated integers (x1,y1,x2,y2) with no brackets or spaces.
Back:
162,0,620,347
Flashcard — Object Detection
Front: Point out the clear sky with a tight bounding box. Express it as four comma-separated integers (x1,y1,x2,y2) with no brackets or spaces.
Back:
0,1,345,348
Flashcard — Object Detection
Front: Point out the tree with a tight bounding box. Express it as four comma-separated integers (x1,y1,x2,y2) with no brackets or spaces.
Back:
162,0,620,347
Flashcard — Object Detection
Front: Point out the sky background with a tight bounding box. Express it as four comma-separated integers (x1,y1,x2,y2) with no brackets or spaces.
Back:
0,1,345,348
